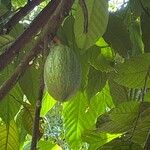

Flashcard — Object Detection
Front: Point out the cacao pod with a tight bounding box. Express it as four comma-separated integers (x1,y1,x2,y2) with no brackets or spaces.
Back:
44,44,81,102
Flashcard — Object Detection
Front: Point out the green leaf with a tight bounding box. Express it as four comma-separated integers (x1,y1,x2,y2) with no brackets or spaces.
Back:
20,103,43,137
111,53,150,88
0,66,23,123
86,66,107,99
1,0,11,10
19,63,41,104
103,14,132,57
63,85,113,149
11,0,27,9
38,140,62,150
0,4,8,17
108,79,128,105
82,130,121,150
85,45,113,72
90,54,113,72
57,15,76,48
129,20,144,55
131,106,150,147
40,92,56,117
97,101,140,133
21,103,34,135
9,23,24,38
0,35,14,53
0,120,19,150
74,0,108,50
141,13,150,53
99,138,143,150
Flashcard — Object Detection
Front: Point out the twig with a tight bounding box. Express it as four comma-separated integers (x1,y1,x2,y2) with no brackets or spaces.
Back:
0,0,75,101
1,0,42,35
129,65,150,145
79,0,88,33
0,0,59,71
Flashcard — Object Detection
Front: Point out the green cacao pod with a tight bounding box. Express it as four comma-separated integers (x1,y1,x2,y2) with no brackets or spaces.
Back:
44,44,81,102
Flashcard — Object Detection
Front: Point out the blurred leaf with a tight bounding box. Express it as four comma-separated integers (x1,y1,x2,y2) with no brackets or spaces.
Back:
9,23,24,38
40,92,56,117
1,0,11,10
111,53,150,88
0,4,8,17
74,0,108,50
0,35,14,53
0,120,19,150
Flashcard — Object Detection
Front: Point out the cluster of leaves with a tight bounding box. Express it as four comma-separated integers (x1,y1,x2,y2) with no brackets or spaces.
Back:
0,0,150,150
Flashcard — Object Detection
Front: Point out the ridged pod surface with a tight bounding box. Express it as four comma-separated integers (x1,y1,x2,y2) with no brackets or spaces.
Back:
44,44,81,102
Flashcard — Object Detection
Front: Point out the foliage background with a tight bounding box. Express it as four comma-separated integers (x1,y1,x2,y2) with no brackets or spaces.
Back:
0,0,150,150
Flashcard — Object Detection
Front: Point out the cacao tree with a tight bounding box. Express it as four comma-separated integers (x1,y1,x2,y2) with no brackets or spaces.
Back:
0,0,150,150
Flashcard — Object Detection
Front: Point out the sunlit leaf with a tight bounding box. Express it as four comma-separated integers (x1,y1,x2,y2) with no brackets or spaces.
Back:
74,0,108,50
0,120,19,150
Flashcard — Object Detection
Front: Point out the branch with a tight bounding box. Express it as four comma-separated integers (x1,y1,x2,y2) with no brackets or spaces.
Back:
0,0,75,101
0,0,59,71
30,67,45,150
1,0,42,34
30,35,48,150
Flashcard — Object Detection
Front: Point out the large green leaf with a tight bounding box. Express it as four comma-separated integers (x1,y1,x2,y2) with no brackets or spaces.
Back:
63,85,113,149
0,120,19,150
103,14,132,57
74,0,108,50
96,101,150,147
96,101,140,133
111,53,150,88
82,130,121,150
